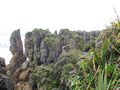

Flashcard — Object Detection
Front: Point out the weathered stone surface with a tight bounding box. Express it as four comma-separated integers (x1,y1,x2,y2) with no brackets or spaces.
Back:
7,54,26,76
7,29,26,85
25,29,61,65
11,60,31,84
42,34,61,64
77,30,100,43
0,73,14,90
25,32,34,60
24,29,100,66
12,67,22,83
62,45,70,53
23,83,32,90
59,29,72,47
10,29,23,55
15,82,32,90
21,60,30,70
19,68,31,81
0,57,6,74
0,57,14,90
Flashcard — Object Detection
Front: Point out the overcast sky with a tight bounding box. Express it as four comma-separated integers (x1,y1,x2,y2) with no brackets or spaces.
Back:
0,0,120,64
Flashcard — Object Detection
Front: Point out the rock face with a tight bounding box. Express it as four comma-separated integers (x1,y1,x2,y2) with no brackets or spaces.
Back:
0,57,6,74
24,29,100,90
25,29,61,65
0,57,14,90
7,29,26,77
24,29,100,66
6,28,100,90
7,29,33,90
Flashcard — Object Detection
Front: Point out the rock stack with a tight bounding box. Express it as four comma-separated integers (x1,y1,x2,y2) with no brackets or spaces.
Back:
7,29,26,76
7,29,32,90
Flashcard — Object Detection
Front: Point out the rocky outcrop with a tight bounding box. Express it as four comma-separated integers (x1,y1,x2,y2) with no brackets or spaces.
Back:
13,60,32,90
23,29,100,89
0,57,14,90
5,28,100,90
25,29,61,65
7,29,26,84
7,29,33,90
24,29,100,66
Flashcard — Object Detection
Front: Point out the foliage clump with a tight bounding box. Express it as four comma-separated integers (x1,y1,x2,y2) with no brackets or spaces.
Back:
44,34,60,48
31,64,59,90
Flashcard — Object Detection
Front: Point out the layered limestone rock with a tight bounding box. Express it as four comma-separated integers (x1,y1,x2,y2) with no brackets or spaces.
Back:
25,29,61,65
10,58,32,90
7,29,26,77
24,29,100,66
5,28,100,90
7,29,32,90
0,57,14,90
14,61,32,90
25,29,100,90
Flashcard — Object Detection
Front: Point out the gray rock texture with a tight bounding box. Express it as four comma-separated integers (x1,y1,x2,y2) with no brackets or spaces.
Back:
0,57,14,90
7,29,26,82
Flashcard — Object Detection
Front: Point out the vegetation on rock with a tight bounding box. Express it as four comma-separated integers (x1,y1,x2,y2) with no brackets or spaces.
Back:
31,20,120,90
2,17,120,90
